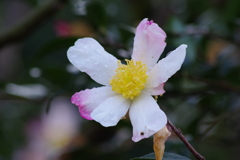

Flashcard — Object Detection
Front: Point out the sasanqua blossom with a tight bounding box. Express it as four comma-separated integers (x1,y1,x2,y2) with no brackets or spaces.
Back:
67,18,187,142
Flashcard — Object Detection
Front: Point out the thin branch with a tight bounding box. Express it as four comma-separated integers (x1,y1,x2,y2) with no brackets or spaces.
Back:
171,27,240,47
189,76,240,92
167,120,205,160
198,106,240,139
0,0,69,48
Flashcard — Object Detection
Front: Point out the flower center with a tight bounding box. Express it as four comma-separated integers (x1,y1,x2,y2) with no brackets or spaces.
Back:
110,59,148,100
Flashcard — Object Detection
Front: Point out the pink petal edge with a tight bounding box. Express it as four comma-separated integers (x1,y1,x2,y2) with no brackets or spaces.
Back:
149,83,165,96
71,90,93,120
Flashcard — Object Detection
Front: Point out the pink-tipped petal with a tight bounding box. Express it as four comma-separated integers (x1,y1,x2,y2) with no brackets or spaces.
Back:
91,95,130,127
147,83,165,95
71,87,118,120
132,18,167,69
129,92,167,142
67,38,118,86
147,44,187,88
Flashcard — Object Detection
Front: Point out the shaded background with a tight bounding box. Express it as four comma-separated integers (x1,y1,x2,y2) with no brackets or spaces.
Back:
1,0,240,159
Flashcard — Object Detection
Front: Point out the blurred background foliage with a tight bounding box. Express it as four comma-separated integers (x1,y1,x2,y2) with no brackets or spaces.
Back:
0,0,240,160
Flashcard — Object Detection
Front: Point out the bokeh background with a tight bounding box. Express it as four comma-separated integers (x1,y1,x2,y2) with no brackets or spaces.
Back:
1,0,240,160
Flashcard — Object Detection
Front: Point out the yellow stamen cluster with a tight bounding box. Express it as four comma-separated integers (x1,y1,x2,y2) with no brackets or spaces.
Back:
110,59,148,100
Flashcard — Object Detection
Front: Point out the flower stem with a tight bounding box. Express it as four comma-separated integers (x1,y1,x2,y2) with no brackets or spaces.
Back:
167,120,205,160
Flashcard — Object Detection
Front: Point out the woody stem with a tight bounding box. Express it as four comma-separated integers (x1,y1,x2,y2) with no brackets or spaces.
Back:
167,119,205,160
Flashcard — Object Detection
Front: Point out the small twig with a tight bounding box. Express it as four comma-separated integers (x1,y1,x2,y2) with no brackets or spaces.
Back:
171,28,239,47
198,107,240,139
189,76,240,92
167,120,205,160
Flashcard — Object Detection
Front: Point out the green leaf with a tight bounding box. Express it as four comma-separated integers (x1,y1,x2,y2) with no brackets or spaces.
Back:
131,152,191,160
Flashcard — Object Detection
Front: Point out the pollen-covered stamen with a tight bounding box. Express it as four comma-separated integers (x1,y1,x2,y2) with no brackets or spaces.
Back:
110,59,148,100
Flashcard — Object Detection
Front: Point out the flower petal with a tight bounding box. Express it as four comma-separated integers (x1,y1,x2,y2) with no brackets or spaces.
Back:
91,95,130,127
67,38,118,86
146,44,187,88
71,87,118,120
146,83,165,96
129,92,167,142
132,18,167,69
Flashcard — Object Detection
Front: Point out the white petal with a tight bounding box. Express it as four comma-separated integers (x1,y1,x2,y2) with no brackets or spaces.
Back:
146,44,187,88
67,38,118,86
129,92,167,142
91,95,130,127
71,87,118,120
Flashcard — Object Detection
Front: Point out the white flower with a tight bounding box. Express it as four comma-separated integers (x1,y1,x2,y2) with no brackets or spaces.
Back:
67,18,187,142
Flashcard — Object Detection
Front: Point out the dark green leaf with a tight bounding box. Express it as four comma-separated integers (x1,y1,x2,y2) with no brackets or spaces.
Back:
131,152,191,160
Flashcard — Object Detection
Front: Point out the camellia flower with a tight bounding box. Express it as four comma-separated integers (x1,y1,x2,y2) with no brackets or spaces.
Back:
67,18,187,142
